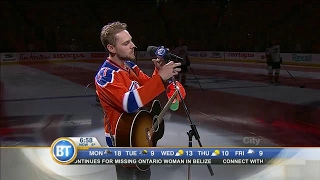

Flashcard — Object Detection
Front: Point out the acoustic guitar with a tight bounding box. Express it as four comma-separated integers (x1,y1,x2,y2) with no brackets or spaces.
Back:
114,88,180,171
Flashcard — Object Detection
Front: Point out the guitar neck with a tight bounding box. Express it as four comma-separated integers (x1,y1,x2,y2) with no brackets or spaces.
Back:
152,88,179,130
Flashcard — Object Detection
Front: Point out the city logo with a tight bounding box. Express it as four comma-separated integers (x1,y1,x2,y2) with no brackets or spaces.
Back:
50,137,77,165
243,136,260,145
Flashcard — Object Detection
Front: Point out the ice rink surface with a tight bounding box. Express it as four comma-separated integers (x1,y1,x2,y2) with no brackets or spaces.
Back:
1,60,319,180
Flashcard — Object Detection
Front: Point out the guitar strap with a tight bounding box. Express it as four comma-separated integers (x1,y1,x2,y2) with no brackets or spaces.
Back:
104,61,139,147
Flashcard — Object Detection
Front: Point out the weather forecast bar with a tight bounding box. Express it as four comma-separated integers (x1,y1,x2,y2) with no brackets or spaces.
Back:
49,137,289,165
76,148,283,159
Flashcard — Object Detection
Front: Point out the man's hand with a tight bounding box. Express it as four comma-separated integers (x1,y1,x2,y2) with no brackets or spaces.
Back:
158,61,181,81
152,58,165,70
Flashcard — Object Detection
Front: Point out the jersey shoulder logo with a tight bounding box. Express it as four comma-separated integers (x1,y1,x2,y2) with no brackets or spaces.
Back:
95,67,115,87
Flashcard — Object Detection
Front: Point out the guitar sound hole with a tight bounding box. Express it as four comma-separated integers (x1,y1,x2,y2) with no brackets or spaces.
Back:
144,128,151,141
147,131,151,140
144,128,153,147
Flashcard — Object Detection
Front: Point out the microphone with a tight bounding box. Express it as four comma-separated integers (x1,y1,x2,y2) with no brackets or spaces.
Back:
147,46,183,62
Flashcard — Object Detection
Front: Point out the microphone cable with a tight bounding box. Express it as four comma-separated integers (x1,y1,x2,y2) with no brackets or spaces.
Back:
84,82,104,115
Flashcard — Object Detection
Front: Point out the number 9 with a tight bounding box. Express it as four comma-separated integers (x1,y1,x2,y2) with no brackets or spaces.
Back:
259,151,263,156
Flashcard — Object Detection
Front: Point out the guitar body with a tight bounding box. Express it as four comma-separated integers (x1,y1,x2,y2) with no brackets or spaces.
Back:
115,100,165,171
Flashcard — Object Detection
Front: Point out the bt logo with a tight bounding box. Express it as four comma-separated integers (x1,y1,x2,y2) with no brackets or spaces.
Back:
51,138,77,164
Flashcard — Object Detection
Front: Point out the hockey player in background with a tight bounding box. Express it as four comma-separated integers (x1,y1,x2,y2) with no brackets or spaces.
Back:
266,47,272,82
172,38,190,87
266,40,282,83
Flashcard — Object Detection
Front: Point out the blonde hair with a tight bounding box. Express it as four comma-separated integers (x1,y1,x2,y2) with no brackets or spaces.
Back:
100,21,127,51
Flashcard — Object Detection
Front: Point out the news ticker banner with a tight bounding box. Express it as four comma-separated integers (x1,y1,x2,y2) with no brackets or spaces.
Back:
49,137,320,166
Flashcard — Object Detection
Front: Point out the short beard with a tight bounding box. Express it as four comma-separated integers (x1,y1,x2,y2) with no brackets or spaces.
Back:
118,54,135,61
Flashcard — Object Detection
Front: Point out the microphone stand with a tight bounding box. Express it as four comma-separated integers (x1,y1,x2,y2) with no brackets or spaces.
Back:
170,76,214,179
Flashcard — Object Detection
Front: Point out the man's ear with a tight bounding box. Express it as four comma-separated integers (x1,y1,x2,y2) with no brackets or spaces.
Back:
107,44,116,54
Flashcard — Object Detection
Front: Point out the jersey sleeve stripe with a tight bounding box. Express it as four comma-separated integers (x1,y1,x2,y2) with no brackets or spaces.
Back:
105,136,114,147
133,90,143,107
105,133,116,147
123,91,141,113
122,92,130,112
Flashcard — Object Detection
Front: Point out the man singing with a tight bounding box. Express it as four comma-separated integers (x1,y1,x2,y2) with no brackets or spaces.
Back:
95,21,181,180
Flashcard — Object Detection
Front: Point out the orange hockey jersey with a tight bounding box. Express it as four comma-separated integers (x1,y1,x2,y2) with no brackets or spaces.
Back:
94,58,165,146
